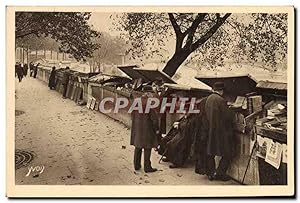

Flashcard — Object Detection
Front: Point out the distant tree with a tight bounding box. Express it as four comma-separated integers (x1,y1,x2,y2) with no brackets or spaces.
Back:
16,34,59,51
88,32,127,71
114,13,288,76
15,12,100,61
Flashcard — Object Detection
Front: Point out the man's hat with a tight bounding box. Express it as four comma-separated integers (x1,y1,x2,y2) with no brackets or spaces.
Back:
213,82,225,91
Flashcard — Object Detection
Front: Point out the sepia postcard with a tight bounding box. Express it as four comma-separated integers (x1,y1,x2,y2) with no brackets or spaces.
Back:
6,6,295,197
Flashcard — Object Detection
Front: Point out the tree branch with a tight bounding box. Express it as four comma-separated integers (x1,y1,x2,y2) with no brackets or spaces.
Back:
185,13,207,46
191,13,231,52
226,21,242,37
16,30,38,39
168,13,186,53
168,13,182,35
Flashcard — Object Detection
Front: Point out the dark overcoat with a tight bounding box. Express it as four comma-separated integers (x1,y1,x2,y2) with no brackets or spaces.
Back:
205,92,234,158
62,70,71,85
48,70,56,88
33,65,38,78
23,64,28,76
15,64,23,77
165,114,198,166
130,108,159,149
194,97,209,174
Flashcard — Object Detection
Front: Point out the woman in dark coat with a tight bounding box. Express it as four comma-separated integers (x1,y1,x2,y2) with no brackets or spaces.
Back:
130,93,160,173
162,114,198,168
48,66,56,90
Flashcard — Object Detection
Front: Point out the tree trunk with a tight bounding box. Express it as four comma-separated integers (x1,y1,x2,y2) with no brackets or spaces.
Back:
96,62,101,72
51,50,53,59
35,49,38,60
22,47,25,64
89,61,92,73
27,47,29,64
93,61,96,72
162,50,190,77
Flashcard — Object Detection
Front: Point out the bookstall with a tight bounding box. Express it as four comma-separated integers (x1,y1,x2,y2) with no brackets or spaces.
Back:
254,80,287,185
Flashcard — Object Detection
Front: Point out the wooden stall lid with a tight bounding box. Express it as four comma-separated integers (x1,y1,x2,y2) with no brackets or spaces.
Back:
133,68,177,84
117,65,177,84
117,65,149,82
256,80,287,98
256,81,287,91
195,74,258,96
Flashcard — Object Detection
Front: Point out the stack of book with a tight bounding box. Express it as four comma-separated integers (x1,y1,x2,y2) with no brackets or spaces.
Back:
247,95,262,114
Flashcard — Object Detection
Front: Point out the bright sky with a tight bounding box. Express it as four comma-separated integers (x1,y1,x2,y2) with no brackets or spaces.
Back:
89,12,119,35
89,12,176,62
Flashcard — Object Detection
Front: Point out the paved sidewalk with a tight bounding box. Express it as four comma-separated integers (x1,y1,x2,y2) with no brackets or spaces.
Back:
15,77,237,185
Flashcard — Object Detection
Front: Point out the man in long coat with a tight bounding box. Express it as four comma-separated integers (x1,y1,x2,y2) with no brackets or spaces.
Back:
130,92,160,173
62,67,71,98
23,63,28,77
205,82,234,181
29,62,34,77
15,63,23,82
33,63,39,78
194,97,209,175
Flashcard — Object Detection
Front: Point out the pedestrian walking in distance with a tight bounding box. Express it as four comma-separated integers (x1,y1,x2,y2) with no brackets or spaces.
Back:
205,82,235,181
23,63,28,77
15,63,23,82
29,62,34,77
48,66,57,90
33,63,39,78
62,67,71,98
130,92,160,173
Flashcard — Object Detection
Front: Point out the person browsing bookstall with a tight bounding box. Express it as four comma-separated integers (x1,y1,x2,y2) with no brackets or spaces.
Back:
205,82,235,181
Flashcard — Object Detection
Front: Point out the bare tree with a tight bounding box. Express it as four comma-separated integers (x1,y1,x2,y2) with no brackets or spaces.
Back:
115,13,288,76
